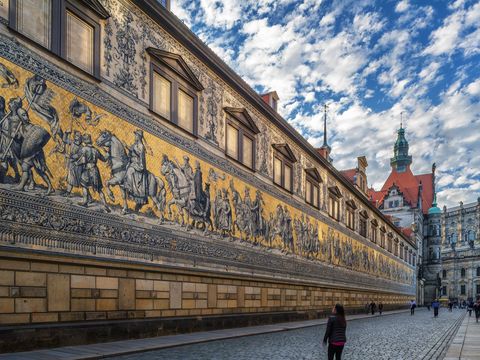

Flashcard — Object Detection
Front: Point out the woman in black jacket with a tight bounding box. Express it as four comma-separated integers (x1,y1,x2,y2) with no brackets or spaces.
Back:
323,304,347,360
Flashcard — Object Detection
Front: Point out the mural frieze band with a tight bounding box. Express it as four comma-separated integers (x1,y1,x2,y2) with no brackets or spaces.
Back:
0,35,413,292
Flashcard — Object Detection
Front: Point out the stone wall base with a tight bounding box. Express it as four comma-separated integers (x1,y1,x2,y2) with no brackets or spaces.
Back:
0,249,413,352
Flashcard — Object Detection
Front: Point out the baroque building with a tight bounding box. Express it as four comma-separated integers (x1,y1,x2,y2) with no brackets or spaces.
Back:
0,0,416,350
365,125,480,304
436,200,480,302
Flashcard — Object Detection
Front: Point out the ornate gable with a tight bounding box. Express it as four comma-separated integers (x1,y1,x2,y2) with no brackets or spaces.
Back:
305,168,322,183
272,143,297,163
147,48,204,91
328,185,343,198
81,0,110,19
224,107,260,134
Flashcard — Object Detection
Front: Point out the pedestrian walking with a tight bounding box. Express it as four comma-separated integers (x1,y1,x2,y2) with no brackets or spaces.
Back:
432,299,440,318
370,301,376,315
448,300,453,312
467,300,473,317
410,299,416,315
474,300,480,323
378,302,383,315
323,304,347,360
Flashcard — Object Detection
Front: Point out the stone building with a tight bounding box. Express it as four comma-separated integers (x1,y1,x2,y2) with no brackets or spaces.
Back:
0,0,416,350
437,200,480,302
363,125,480,304
349,125,433,305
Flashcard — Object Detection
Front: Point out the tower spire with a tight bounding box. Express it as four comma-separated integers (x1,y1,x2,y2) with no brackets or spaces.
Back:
323,104,329,148
390,113,412,172
318,103,332,162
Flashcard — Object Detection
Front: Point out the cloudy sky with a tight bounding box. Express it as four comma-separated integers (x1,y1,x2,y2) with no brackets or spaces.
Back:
171,0,480,209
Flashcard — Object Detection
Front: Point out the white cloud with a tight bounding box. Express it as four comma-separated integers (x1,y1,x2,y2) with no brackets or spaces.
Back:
395,0,409,13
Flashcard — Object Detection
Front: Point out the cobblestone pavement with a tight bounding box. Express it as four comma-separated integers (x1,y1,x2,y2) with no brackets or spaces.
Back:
113,309,464,360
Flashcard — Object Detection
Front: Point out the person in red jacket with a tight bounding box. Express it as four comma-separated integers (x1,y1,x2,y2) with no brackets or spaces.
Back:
323,304,347,360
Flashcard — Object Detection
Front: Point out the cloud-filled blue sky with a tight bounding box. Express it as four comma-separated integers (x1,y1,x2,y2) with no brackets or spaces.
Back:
172,0,480,209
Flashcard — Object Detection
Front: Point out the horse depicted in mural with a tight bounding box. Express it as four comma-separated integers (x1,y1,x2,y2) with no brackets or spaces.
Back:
160,154,191,225
160,154,212,232
95,130,166,220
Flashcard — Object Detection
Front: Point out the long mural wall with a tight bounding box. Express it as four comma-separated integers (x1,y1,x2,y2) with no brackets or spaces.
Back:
0,54,413,287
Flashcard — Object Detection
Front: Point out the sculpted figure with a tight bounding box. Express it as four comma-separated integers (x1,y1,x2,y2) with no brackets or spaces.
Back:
62,130,83,197
72,134,110,212
0,97,22,182
124,130,148,208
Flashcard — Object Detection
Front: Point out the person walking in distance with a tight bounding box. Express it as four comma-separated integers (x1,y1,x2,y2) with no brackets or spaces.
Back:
370,301,376,315
410,299,416,315
378,302,383,315
432,299,440,318
448,300,453,312
473,299,480,323
323,304,347,360
467,300,474,317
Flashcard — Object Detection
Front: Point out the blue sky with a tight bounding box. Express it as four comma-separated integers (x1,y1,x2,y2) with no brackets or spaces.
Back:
172,0,480,208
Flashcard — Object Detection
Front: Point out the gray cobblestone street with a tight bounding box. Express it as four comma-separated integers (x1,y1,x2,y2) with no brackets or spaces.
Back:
113,309,464,360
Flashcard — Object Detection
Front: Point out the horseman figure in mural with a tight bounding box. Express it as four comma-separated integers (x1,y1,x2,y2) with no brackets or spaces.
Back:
95,129,166,220
229,180,253,241
161,155,211,231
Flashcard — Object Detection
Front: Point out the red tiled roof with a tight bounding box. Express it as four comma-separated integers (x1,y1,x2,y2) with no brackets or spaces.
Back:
401,227,414,237
340,169,356,184
415,173,434,214
372,166,434,214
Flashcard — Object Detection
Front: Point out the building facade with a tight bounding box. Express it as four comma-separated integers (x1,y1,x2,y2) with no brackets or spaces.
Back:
436,201,480,302
367,125,480,304
0,0,416,350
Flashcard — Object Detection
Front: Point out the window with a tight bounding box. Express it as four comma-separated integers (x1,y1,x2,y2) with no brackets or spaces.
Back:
9,0,108,77
359,211,368,238
15,0,52,48
380,229,386,248
328,195,340,220
272,144,297,192
461,285,466,295
305,168,321,209
328,186,342,221
476,284,480,295
387,236,393,253
442,270,447,279
345,201,356,230
442,286,447,296
148,48,204,135
152,72,171,120
371,222,377,243
461,268,466,277
477,267,480,277
223,108,258,170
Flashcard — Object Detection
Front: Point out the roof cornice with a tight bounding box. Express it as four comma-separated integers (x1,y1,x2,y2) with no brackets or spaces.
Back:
133,0,414,248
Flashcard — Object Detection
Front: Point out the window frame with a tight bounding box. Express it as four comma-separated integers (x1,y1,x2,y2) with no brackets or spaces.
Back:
9,0,106,78
149,63,199,136
272,154,293,192
358,210,368,238
305,168,321,209
272,144,296,193
225,116,256,171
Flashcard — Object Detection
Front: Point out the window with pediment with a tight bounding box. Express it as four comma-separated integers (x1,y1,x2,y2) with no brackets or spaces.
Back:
328,186,342,221
148,48,204,135
224,107,259,170
9,0,109,77
272,144,297,192
305,168,322,209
